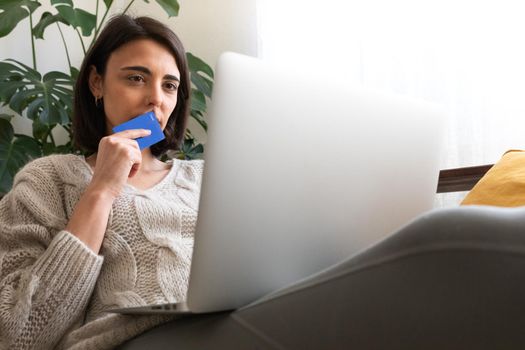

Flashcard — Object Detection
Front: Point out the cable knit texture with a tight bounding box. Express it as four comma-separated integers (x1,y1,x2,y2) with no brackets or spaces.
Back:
0,154,204,349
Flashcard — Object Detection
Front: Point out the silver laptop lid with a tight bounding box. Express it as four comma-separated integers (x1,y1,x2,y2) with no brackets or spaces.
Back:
187,52,445,313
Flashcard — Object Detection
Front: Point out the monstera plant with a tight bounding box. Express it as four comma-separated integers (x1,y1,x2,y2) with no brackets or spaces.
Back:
0,0,213,195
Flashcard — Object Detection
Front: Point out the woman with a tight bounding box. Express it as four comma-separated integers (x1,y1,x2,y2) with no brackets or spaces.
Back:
0,14,201,349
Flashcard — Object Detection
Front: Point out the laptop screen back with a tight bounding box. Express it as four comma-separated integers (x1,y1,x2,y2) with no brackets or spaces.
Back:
187,52,445,312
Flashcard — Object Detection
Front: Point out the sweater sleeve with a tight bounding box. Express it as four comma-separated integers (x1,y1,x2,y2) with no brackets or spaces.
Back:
0,158,104,350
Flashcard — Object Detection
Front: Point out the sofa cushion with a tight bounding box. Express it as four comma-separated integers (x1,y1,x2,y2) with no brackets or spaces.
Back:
461,150,525,207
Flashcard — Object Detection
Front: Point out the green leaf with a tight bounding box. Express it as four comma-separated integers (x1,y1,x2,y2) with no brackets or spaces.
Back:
190,89,207,113
189,89,208,131
153,0,179,17
10,89,37,113
32,118,49,140
0,0,41,37
187,53,214,98
41,139,72,156
26,96,45,120
14,135,42,159
42,142,56,155
0,59,74,126
38,103,66,124
0,79,23,102
190,110,208,132
0,119,14,144
32,11,68,39
187,52,214,78
51,0,73,5
0,119,42,194
54,4,72,24
190,73,213,98
50,89,73,110
72,8,96,36
55,5,96,36
0,59,41,81
174,137,204,160
103,0,114,8
69,66,80,80
44,70,72,81
185,53,213,134
0,120,15,193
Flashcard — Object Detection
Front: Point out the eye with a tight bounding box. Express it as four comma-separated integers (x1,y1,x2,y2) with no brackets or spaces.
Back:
164,81,179,91
128,74,145,83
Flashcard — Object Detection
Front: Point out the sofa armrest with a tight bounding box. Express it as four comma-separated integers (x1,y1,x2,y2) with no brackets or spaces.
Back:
437,164,493,193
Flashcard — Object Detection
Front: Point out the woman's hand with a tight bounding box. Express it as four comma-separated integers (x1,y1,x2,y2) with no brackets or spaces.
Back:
65,128,150,253
88,129,151,199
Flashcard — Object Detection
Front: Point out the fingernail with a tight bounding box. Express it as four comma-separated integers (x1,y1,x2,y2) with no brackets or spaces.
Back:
144,129,151,134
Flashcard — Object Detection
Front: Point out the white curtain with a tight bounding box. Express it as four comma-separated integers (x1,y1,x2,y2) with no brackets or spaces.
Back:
256,0,525,206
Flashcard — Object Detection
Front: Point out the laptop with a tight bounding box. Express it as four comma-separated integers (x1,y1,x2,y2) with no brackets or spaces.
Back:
110,52,446,315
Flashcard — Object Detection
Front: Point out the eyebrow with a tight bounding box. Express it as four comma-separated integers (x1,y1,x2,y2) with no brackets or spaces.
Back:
121,65,180,82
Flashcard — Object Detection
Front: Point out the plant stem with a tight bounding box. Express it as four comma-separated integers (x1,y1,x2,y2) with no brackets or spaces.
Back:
41,128,53,148
48,129,56,147
56,23,72,71
89,5,111,52
75,28,87,55
95,0,99,37
29,11,37,70
122,0,137,15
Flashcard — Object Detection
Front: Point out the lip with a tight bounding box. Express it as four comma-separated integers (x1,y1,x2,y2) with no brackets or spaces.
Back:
147,110,162,125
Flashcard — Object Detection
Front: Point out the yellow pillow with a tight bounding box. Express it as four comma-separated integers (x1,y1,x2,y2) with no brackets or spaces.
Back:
461,150,525,207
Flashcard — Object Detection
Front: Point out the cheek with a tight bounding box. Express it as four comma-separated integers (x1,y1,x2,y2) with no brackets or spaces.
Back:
165,95,179,115
104,89,142,117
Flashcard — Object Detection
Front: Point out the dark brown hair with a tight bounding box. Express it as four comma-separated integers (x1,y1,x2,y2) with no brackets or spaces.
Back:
73,14,190,157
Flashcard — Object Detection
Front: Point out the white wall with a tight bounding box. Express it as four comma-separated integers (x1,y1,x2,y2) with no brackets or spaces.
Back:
123,0,258,65
0,0,258,144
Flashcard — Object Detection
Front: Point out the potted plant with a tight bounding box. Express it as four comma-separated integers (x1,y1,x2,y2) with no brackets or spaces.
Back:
0,0,213,195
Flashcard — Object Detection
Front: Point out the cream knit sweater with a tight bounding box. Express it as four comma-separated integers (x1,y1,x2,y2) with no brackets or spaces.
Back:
0,154,204,349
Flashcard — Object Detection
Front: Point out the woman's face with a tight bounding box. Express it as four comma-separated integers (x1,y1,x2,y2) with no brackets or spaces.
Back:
89,39,181,134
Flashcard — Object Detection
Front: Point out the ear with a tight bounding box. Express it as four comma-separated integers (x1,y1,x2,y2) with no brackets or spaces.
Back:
88,65,104,98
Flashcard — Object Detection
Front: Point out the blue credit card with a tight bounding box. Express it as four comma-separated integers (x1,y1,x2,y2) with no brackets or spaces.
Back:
112,111,165,150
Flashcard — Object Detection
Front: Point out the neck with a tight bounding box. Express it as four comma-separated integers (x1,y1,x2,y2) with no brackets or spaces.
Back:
138,148,169,172
140,148,157,164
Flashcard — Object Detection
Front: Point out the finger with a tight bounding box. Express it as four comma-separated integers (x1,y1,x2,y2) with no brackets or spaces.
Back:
129,163,140,178
113,137,142,150
102,132,147,148
128,153,142,177
113,128,151,139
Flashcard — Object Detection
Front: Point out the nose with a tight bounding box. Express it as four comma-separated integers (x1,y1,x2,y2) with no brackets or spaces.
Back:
147,83,163,107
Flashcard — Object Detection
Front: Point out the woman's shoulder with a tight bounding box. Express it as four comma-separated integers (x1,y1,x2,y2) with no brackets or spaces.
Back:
5,154,88,222
171,158,204,171
171,158,204,174
14,153,90,188
168,157,204,190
